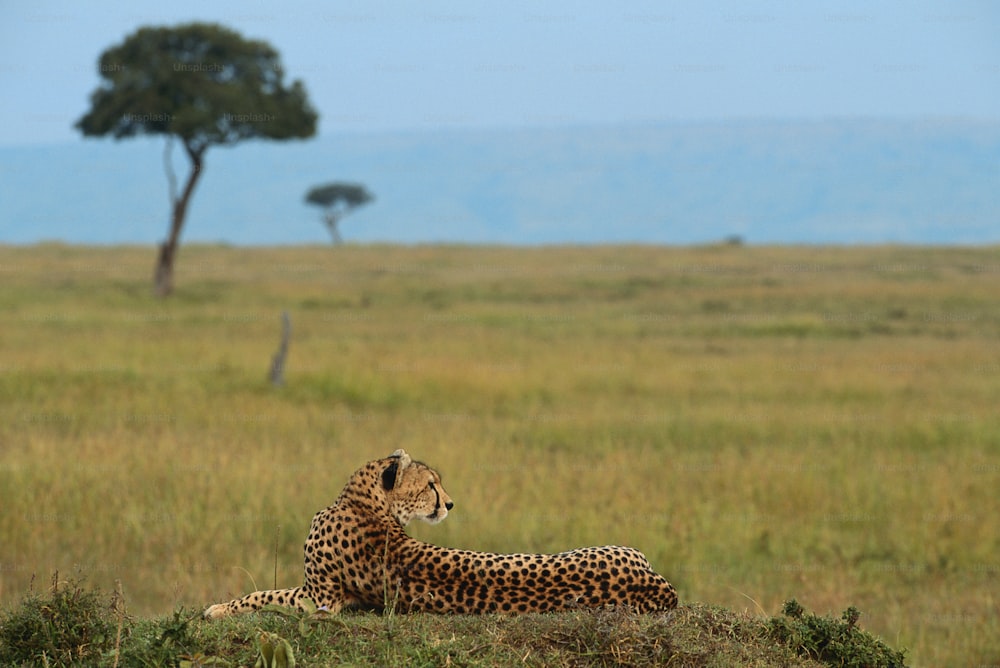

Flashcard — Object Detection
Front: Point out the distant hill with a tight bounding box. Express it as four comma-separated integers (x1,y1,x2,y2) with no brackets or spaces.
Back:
1,119,998,245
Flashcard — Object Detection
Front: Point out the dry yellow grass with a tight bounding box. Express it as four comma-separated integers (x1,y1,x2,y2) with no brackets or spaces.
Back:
1,243,997,666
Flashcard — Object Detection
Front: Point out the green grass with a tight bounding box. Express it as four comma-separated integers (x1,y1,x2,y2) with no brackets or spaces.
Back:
1,243,998,666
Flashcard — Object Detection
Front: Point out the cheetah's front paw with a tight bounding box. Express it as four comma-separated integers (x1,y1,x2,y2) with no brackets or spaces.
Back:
203,603,229,619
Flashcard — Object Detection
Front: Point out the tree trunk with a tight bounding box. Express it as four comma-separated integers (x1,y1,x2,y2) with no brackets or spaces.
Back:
324,211,343,244
154,141,205,297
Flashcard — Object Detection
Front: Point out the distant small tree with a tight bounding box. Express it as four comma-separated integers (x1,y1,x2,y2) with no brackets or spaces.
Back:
75,22,318,296
305,183,374,244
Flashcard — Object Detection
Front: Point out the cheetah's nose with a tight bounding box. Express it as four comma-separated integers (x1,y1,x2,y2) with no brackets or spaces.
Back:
445,501,455,510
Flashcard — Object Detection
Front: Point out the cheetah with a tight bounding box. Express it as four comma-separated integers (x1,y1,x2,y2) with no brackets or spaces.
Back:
204,449,678,617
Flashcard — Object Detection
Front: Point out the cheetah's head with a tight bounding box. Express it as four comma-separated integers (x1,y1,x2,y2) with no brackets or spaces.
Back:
381,449,454,526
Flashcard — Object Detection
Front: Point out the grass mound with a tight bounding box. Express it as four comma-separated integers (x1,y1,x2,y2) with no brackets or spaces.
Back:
0,576,908,667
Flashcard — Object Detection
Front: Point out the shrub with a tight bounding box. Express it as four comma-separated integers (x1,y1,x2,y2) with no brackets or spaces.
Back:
0,574,118,667
768,598,908,668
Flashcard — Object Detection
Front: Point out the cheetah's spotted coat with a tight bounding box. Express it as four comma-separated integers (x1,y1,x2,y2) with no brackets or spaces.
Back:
204,450,678,617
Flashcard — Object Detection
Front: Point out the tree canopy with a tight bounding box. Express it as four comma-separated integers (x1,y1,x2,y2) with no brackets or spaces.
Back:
77,22,317,153
305,183,373,209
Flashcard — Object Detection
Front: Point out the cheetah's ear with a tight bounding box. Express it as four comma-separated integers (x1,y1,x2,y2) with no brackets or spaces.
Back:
382,449,412,490
389,449,412,469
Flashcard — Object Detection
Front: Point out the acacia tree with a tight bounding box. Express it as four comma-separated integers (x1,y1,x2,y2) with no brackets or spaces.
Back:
76,23,318,296
305,183,374,244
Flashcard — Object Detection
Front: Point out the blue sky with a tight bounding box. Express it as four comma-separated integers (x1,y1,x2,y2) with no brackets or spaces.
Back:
2,0,998,146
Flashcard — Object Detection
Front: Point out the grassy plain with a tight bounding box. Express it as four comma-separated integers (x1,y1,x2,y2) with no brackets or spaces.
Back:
0,243,997,666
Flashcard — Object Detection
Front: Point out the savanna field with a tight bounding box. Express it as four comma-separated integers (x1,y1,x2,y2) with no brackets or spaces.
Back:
0,243,997,666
